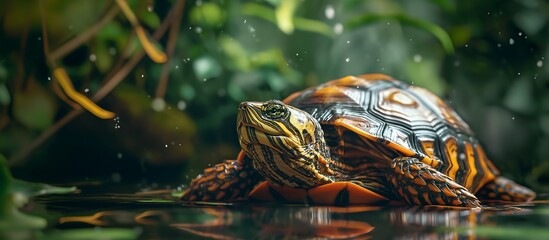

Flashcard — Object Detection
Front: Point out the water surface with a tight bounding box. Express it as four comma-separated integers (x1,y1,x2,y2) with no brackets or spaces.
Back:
21,186,549,239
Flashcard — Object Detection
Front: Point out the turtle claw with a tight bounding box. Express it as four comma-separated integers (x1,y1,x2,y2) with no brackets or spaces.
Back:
388,157,481,207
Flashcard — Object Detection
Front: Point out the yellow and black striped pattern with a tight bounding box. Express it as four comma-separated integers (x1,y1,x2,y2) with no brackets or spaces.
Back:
237,100,334,189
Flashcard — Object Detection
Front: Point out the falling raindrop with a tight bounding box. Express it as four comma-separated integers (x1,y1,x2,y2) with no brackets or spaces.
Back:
413,54,422,63
345,57,350,62
47,77,51,81
141,74,145,78
244,19,247,23
537,60,543,67
177,100,187,110
333,23,343,34
509,38,515,45
325,5,335,19
346,40,350,44
84,88,89,93
518,32,523,36
151,98,166,111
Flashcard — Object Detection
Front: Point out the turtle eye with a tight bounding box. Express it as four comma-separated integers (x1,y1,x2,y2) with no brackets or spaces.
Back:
262,102,288,119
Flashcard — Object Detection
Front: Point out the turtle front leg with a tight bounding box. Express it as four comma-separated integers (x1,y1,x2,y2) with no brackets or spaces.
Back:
476,176,536,202
388,157,481,207
181,154,262,202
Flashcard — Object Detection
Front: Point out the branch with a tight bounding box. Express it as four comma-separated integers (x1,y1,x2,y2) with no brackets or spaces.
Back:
9,0,186,166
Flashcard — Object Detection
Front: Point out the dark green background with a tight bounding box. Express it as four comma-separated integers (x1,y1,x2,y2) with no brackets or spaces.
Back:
0,0,547,192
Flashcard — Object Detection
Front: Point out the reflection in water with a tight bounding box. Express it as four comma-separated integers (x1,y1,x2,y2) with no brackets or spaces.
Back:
32,192,549,239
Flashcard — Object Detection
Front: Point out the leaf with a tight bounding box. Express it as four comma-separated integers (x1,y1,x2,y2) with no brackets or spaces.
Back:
13,78,57,130
242,2,333,37
189,2,225,28
275,0,299,34
346,14,455,53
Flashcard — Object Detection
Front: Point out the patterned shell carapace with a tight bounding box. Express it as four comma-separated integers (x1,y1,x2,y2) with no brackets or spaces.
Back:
284,74,499,194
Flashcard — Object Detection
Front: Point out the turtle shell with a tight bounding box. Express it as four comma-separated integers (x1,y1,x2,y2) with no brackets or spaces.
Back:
283,74,500,194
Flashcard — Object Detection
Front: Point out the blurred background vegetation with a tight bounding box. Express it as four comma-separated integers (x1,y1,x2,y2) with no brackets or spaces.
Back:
0,0,547,192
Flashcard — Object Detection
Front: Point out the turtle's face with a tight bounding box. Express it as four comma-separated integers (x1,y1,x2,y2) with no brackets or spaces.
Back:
237,100,333,188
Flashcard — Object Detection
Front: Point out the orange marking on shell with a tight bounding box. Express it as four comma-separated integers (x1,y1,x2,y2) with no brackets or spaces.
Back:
387,90,418,107
269,184,307,203
413,177,427,186
444,137,459,180
474,144,497,192
427,183,441,193
501,195,511,201
412,198,421,205
248,181,275,201
239,171,248,178
204,168,214,174
308,182,388,205
420,141,435,160
463,143,477,190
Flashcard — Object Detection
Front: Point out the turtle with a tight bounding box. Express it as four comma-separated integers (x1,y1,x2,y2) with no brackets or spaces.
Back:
181,74,536,207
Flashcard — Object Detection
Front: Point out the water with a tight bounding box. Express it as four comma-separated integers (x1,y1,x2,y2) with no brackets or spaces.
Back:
17,187,549,239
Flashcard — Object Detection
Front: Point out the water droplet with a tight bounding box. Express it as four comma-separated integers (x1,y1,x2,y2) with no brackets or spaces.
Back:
151,98,166,111
387,22,390,26
346,40,350,44
108,47,117,55
497,43,501,48
203,78,207,82
518,32,523,36
165,144,168,148
537,60,543,67
249,27,256,33
325,5,335,19
244,19,247,23
117,153,123,159
413,54,422,63
509,38,515,45
195,27,202,33
295,53,299,56
333,23,343,34
175,65,179,69
177,100,187,110
141,74,145,78
465,44,469,48
84,88,89,93
345,57,350,62
512,117,515,120
147,5,154,12
89,54,96,62
37,37,41,41
517,72,521,76
111,172,121,183
47,77,51,81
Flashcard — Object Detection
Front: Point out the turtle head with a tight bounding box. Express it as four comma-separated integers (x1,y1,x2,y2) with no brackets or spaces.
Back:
237,100,334,188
